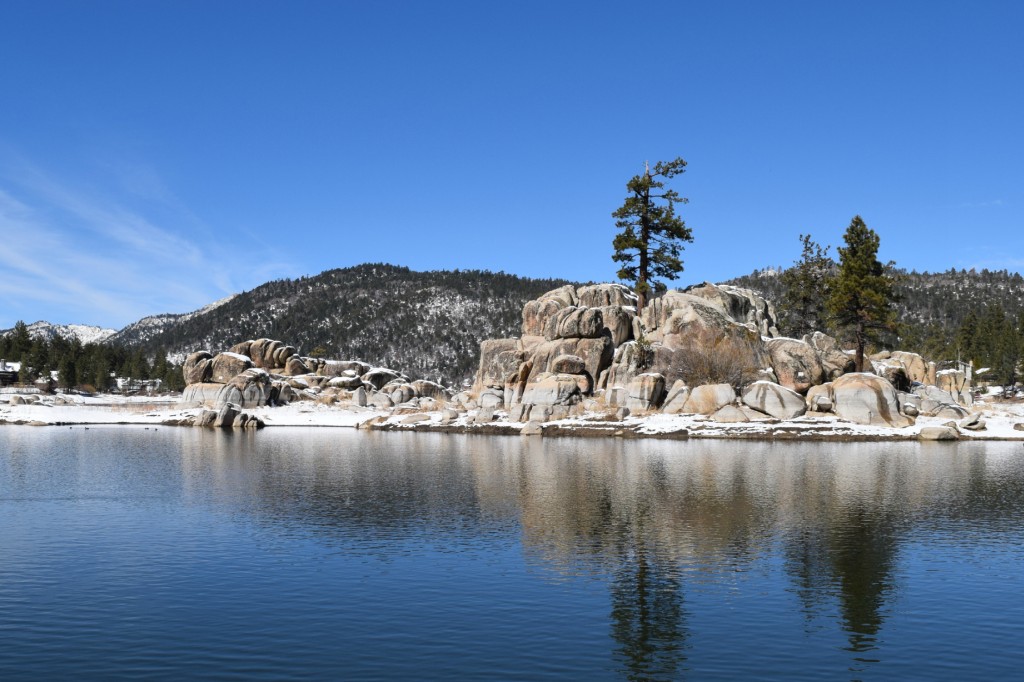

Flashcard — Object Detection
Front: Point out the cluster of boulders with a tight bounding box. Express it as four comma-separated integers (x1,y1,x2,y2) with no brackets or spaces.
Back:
181,338,451,427
471,281,976,430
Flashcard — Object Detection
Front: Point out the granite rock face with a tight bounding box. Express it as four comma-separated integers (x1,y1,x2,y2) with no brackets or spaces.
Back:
831,373,914,428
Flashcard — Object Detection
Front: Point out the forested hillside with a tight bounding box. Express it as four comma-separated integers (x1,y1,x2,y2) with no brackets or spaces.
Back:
132,264,574,386
728,267,1024,381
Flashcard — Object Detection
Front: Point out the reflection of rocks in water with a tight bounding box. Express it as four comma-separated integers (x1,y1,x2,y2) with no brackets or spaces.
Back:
179,432,1024,673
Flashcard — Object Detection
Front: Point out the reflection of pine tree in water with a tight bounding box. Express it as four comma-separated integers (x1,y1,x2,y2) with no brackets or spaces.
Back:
610,549,687,681
783,503,899,670
607,496,689,682
830,507,898,656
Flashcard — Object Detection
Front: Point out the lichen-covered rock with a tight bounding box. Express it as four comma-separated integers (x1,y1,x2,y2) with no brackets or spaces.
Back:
625,373,666,412
521,286,577,336
766,338,824,394
210,352,254,384
183,351,213,385
742,381,807,419
831,373,913,427
682,384,736,415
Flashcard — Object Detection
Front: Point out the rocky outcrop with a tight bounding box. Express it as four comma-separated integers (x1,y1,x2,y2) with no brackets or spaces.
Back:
182,337,449,413
831,373,914,428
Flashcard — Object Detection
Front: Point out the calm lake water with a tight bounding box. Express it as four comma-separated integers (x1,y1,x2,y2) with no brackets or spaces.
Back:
2,428,1023,680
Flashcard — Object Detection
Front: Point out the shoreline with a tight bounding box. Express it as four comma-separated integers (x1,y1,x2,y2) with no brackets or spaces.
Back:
2,393,1023,442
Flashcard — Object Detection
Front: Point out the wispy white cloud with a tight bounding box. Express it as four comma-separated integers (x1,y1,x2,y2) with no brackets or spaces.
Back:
0,158,296,329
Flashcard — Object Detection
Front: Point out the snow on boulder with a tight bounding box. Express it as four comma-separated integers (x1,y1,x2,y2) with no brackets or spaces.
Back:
742,381,807,420
210,352,254,384
831,373,914,428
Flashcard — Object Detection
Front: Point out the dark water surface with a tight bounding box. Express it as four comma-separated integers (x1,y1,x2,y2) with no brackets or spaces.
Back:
2,427,1023,680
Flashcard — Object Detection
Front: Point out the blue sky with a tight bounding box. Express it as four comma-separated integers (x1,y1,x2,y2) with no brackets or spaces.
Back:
1,1,1022,329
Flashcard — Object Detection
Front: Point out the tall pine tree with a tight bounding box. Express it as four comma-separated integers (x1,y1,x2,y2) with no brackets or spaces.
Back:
778,234,834,337
826,216,897,372
612,158,693,313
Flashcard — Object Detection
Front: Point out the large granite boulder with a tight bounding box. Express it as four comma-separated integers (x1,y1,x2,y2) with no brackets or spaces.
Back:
282,356,310,377
682,384,736,415
577,283,636,308
527,337,613,388
521,374,583,407
661,380,691,414
640,292,767,372
183,351,213,385
598,305,635,346
411,380,449,400
683,282,779,337
871,359,912,392
625,373,666,412
521,286,578,337
543,307,604,340
831,373,913,427
806,383,834,412
477,339,525,389
889,351,928,384
216,368,271,408
742,381,807,419
182,382,224,405
765,338,824,394
210,352,254,384
804,332,855,380
317,360,372,378
362,368,404,390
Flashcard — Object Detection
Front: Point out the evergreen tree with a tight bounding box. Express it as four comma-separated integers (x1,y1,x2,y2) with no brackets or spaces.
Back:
778,234,834,337
612,158,693,312
826,216,897,372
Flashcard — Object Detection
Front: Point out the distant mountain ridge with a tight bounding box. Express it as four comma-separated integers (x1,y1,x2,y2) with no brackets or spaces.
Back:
124,264,576,386
0,321,119,346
